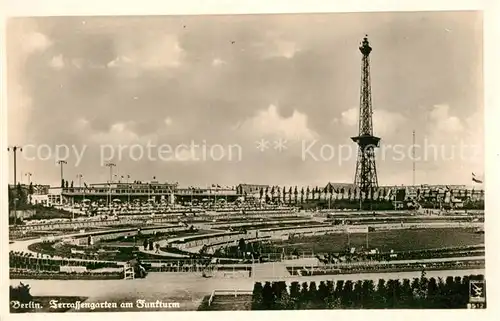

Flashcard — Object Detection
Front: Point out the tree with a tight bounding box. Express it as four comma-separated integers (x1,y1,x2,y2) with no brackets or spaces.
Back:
294,186,298,204
252,282,264,310
353,280,363,308
274,281,291,309
306,187,310,201
307,281,320,309
298,282,309,309
334,280,344,302
317,281,329,307
61,179,65,188
238,238,247,256
65,180,69,188
399,279,413,308
374,279,387,308
10,282,33,313
70,181,74,188
259,188,264,201
361,279,376,308
8,186,14,209
426,277,439,309
262,281,275,310
289,281,301,309
341,280,354,308
16,183,26,206
300,187,305,203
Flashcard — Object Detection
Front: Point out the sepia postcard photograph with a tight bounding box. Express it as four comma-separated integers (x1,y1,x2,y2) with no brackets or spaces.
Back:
2,0,495,316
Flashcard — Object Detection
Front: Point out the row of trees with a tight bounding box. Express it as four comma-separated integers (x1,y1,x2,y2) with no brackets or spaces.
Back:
247,185,484,207
8,182,34,210
251,274,485,309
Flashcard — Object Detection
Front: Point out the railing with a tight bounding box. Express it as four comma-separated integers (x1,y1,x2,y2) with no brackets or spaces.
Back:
208,289,253,306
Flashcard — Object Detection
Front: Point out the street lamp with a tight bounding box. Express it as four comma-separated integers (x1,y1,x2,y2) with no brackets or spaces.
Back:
7,146,22,185
105,163,116,207
134,228,141,252
57,160,67,187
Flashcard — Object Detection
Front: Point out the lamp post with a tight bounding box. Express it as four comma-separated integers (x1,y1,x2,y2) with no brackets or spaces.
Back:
7,146,22,185
25,172,33,204
25,172,32,185
134,228,141,252
8,146,23,226
126,175,131,204
105,163,116,207
57,160,67,187
77,174,83,187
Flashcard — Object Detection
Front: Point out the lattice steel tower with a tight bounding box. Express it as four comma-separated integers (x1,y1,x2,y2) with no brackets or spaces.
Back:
351,35,380,201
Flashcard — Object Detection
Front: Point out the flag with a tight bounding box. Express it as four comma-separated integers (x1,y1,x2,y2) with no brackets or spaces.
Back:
472,172,483,184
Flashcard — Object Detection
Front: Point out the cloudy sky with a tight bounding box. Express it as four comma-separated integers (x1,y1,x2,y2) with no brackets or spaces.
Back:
7,11,483,187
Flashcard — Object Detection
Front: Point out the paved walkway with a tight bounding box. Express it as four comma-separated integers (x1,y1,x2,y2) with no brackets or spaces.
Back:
10,268,485,311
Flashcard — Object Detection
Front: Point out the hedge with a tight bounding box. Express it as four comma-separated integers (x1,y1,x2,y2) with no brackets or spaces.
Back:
251,274,485,309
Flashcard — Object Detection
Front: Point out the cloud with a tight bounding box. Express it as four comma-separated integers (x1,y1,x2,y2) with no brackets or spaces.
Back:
340,108,358,127
238,104,317,141
373,110,408,136
212,58,226,66
340,107,407,136
429,104,464,133
21,32,52,54
107,56,133,68
49,54,65,70
108,34,184,71
71,59,84,69
264,40,300,59
74,119,141,145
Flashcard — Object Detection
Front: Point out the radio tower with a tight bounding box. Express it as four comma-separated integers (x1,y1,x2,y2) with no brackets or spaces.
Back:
351,35,380,205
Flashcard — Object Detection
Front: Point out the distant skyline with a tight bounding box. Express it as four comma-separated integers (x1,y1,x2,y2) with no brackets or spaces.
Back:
7,11,483,187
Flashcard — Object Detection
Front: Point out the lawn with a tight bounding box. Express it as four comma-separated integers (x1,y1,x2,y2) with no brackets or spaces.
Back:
273,228,484,253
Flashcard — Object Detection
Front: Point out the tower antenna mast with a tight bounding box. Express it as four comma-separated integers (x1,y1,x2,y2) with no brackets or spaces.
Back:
412,130,416,186
351,35,380,209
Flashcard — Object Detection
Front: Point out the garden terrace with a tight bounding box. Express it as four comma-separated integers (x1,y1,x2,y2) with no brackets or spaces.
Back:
100,228,208,244
317,249,485,265
319,209,483,216
9,252,122,271
325,216,483,225
68,225,189,245
273,228,484,254
170,231,244,246
207,216,306,224
9,215,186,232
208,220,318,230
259,222,483,238
10,270,123,280
286,259,485,276
201,237,273,257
